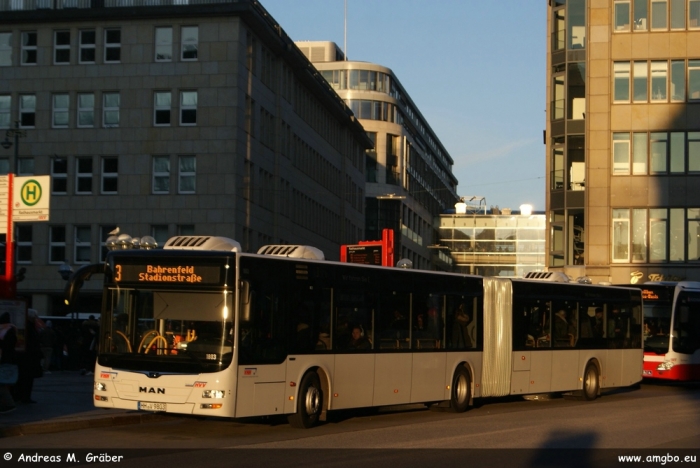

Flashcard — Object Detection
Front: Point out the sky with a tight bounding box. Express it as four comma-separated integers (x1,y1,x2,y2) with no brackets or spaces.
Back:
260,0,547,212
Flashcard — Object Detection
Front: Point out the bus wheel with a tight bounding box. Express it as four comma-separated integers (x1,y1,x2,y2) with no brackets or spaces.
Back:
449,366,471,413
582,363,599,401
288,372,323,429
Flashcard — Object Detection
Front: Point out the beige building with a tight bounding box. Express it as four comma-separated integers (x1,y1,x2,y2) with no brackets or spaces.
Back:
0,0,371,313
546,0,700,284
296,41,460,270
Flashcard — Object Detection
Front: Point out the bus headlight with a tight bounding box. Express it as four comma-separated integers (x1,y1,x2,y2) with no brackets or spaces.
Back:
202,390,225,399
657,361,675,371
95,382,107,392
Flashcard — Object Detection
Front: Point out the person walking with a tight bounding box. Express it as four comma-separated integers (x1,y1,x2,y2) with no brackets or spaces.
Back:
39,320,57,374
0,312,18,413
13,309,43,404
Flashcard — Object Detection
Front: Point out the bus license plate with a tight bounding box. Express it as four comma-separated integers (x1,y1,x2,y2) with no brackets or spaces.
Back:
139,402,166,411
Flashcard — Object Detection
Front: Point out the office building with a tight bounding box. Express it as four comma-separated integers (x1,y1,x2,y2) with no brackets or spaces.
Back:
546,0,700,283
0,0,371,312
438,202,546,277
297,41,460,270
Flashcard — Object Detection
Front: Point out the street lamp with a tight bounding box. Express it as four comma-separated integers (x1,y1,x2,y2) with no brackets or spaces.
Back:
1,120,27,174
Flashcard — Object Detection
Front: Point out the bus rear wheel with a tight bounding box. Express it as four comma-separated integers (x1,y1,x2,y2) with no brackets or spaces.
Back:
449,366,471,413
582,363,599,401
288,371,323,429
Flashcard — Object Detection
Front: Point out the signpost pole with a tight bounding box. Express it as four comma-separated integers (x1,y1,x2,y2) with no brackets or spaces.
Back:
5,173,13,285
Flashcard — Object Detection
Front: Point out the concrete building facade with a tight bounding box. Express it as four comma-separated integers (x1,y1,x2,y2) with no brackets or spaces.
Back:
297,41,460,271
0,0,371,312
546,0,700,284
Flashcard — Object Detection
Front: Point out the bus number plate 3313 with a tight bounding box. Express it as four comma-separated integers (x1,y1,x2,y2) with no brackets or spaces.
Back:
139,402,166,411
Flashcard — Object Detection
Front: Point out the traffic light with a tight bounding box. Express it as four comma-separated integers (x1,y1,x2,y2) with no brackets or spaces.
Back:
15,267,26,283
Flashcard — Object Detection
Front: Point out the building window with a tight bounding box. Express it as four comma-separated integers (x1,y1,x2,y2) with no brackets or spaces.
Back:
612,209,630,262
633,61,648,102
17,225,32,264
49,226,66,264
77,93,95,128
650,132,668,173
101,157,118,194
155,27,172,62
79,29,96,64
671,0,686,29
103,92,120,127
614,0,631,31
689,60,700,100
651,0,668,30
181,26,198,61
104,29,121,63
178,155,195,193
614,62,631,102
154,91,171,126
76,157,93,194
52,94,69,128
75,225,91,264
691,0,700,28
152,225,169,246
19,94,36,128
651,61,668,101
21,31,37,65
0,95,10,129
153,156,170,194
18,158,34,175
100,225,117,261
54,30,70,64
180,91,197,125
0,32,11,67
689,132,700,172
178,224,194,236
52,157,68,194
671,60,686,101
613,133,631,174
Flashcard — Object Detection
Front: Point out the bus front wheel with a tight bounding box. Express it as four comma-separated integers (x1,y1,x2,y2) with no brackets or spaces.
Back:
288,371,323,429
449,366,471,413
582,363,599,401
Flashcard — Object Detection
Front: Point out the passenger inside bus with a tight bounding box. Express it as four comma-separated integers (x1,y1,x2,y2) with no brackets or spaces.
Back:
451,304,472,349
348,326,371,350
553,309,573,347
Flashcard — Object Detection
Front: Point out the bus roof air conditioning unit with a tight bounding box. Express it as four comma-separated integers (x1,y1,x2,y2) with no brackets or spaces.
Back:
164,236,241,252
257,245,325,260
523,271,571,283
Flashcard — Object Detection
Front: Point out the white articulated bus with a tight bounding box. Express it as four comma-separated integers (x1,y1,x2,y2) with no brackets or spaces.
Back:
66,236,643,428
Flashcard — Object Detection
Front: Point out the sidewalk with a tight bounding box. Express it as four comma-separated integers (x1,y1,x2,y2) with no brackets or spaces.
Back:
0,370,168,438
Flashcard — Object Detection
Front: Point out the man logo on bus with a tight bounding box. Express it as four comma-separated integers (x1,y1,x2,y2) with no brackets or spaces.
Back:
20,179,42,207
139,387,165,394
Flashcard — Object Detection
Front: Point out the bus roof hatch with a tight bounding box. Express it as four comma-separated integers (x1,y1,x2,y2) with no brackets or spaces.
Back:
164,236,241,252
257,245,325,260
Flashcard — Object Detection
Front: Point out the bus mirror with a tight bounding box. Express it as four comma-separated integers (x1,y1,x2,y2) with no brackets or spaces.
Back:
240,281,252,322
64,263,105,306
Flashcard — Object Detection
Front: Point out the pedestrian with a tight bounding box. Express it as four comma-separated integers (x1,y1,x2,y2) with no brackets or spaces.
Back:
39,320,57,374
13,309,43,404
0,312,18,413
80,315,99,375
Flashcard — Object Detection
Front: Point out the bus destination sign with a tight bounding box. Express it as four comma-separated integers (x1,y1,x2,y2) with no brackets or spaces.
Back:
114,263,222,285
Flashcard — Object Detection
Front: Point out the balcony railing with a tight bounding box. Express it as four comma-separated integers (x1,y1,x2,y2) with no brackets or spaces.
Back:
0,0,232,11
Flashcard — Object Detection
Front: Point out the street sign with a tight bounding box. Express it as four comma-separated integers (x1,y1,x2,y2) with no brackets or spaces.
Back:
0,175,8,234
12,175,50,222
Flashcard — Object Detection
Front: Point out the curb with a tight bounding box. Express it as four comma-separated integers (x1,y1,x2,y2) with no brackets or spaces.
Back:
0,412,171,438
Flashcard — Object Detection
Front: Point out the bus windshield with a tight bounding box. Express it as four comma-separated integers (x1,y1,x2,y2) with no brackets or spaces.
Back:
98,288,234,374
643,300,672,354
671,291,700,355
